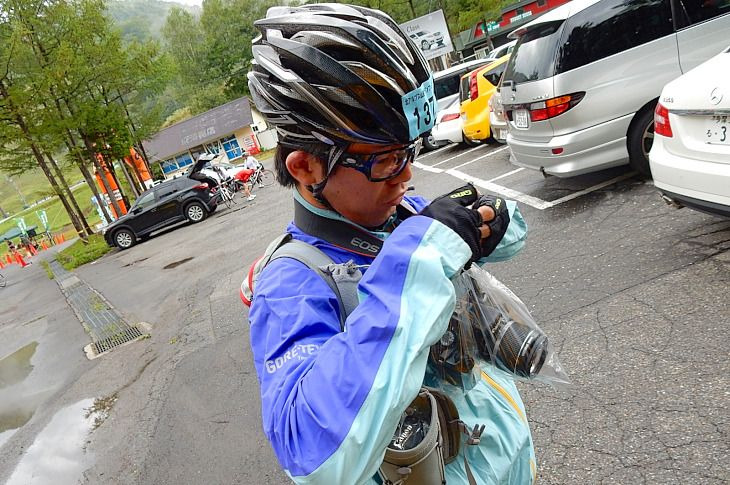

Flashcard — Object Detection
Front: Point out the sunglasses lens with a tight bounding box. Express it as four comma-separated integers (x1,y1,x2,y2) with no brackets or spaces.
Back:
370,150,408,180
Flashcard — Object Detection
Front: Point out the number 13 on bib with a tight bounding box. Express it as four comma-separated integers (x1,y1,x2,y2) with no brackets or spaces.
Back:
402,77,437,140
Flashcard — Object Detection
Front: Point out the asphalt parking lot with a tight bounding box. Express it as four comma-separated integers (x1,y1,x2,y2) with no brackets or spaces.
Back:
1,142,728,484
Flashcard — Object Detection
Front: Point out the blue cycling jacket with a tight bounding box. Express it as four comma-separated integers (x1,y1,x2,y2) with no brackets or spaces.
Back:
247,193,535,484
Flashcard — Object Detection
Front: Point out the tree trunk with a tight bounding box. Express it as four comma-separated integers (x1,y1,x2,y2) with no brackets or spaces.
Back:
126,155,146,192
0,80,86,240
135,143,154,177
118,157,140,197
77,156,113,224
52,100,114,224
44,149,93,236
408,0,417,17
80,134,124,219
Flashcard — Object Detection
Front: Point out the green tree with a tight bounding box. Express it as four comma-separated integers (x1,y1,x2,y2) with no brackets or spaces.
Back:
0,0,171,230
161,0,274,116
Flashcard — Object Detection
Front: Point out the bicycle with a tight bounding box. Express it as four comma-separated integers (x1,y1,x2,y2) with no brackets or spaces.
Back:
249,166,276,191
212,179,238,210
232,166,275,194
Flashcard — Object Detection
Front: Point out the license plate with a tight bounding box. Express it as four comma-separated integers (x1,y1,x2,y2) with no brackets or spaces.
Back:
514,109,529,129
499,129,508,140
705,115,729,145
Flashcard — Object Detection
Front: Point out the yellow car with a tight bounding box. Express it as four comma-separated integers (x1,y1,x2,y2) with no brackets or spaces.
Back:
459,55,510,145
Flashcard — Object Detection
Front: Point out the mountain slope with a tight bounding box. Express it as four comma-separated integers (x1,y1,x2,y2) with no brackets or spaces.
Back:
106,0,201,42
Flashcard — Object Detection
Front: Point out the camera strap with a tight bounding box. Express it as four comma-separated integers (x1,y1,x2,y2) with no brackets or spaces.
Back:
293,198,417,258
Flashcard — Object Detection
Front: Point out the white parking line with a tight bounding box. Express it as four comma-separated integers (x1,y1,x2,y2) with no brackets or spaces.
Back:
545,171,638,207
416,143,455,159
431,145,486,167
446,169,553,209
451,146,510,170
413,158,637,210
488,167,524,183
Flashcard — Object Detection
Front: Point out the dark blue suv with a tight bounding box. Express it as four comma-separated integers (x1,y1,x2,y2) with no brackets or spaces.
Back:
103,177,217,249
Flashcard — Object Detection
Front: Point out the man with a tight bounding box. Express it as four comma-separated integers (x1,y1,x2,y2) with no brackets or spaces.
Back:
234,152,262,201
242,152,261,172
245,4,535,484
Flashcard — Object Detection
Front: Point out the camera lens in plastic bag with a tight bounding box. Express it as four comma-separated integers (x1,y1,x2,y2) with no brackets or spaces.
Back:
473,312,548,378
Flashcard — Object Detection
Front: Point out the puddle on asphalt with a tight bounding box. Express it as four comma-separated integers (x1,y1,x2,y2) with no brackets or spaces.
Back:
0,341,38,389
5,398,97,485
163,256,194,269
0,342,41,447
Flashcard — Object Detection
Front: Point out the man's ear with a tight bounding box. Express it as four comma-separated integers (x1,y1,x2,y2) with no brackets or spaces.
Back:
286,150,325,186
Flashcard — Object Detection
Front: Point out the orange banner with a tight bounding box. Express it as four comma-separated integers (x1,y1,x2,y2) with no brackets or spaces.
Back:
95,153,128,218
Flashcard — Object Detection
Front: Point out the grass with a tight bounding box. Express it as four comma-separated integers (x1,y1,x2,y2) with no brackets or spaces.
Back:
56,233,113,271
2,148,271,244
0,165,83,216
0,183,103,240
40,260,55,280
0,163,140,243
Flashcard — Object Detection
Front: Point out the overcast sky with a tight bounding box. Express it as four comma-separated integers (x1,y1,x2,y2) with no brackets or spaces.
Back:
166,0,202,6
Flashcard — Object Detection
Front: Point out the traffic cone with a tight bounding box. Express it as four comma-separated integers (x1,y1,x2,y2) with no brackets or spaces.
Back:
29,245,38,256
60,233,65,242
15,252,28,268
5,254,11,264
0,259,4,269
41,241,48,250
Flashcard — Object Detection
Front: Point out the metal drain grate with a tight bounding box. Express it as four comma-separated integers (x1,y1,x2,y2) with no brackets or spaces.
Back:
93,326,143,355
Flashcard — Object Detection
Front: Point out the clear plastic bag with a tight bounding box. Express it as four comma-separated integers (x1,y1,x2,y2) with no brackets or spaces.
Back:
429,266,569,388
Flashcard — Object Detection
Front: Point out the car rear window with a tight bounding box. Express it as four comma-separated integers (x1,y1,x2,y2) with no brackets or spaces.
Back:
555,0,673,74
434,73,463,101
459,75,470,103
434,61,490,100
678,0,730,26
503,20,564,85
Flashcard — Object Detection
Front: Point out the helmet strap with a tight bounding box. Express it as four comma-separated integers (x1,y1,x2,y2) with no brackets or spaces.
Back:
307,177,333,209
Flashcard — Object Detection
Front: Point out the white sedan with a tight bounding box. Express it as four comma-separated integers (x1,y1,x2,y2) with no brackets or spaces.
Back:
431,100,463,145
649,46,730,217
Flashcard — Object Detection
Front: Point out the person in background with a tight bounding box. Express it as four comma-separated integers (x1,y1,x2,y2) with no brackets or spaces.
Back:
234,151,262,201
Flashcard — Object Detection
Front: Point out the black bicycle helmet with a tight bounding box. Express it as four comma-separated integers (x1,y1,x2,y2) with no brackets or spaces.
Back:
248,3,432,152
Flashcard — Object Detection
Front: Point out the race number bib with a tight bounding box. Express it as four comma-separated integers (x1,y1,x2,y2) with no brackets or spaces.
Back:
401,77,437,140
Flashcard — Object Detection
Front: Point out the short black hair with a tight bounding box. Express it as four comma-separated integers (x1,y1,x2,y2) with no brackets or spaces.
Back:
274,139,330,188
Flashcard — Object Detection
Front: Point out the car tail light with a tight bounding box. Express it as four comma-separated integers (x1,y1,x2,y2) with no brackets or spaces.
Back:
441,113,460,122
193,183,209,190
654,103,673,137
469,71,479,101
529,92,585,121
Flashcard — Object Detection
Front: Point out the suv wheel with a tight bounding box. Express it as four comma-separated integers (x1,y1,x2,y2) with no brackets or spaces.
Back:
114,229,136,249
627,103,656,178
185,201,207,223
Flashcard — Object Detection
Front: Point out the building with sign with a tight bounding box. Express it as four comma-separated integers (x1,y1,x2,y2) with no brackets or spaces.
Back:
454,0,571,59
142,96,278,179
401,10,454,71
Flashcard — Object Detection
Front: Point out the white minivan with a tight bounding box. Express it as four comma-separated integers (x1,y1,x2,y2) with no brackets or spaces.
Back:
499,0,730,177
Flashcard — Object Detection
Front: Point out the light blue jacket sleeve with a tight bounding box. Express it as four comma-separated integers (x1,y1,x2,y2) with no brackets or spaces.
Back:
480,200,528,263
248,216,471,484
